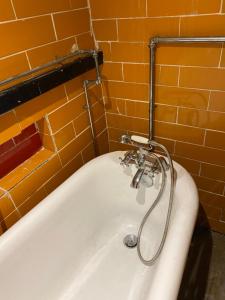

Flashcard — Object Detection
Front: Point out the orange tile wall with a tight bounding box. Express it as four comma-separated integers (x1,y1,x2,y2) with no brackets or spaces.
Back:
0,0,108,233
89,0,225,233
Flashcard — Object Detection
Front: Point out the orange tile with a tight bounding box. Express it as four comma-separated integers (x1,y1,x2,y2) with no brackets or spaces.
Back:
70,0,87,9
157,66,179,86
101,62,123,81
0,16,55,58
96,129,109,155
15,86,67,130
22,148,53,171
157,44,221,67
155,121,204,144
36,118,51,135
220,47,225,67
93,20,117,41
179,67,225,91
27,38,75,68
0,189,5,198
193,175,224,195
98,42,111,61
208,219,225,234
123,63,148,83
200,202,221,221
0,111,21,145
82,143,95,163
126,101,149,119
209,91,225,112
44,154,83,194
105,98,126,115
92,101,105,120
126,100,178,123
59,128,92,165
54,123,75,150
199,190,225,210
89,0,146,19
155,86,209,109
0,0,15,21
73,112,89,136
40,134,55,152
0,53,29,83
53,9,90,39
107,114,148,134
106,81,148,101
201,163,225,182
64,75,85,100
154,137,175,154
108,127,126,142
118,18,179,42
18,187,47,216
180,15,225,36
205,130,225,151
94,115,107,135
48,93,86,133
111,42,148,63
155,105,177,123
173,155,200,174
0,194,15,221
175,142,225,167
147,0,221,16
76,32,95,50
0,165,30,191
178,108,225,131
10,155,61,206
0,210,21,233
13,0,70,18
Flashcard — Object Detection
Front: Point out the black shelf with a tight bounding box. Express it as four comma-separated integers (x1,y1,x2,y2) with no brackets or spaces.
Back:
0,51,103,115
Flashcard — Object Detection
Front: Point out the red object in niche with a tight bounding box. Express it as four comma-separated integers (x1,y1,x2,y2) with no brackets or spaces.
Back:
0,124,42,179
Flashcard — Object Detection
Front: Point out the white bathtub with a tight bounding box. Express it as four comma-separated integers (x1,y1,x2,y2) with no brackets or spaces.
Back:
0,151,198,300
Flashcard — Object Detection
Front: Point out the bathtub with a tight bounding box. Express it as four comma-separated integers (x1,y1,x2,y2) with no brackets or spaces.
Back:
0,151,198,300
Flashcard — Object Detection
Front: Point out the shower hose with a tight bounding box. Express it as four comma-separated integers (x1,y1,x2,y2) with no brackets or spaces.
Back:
137,140,175,266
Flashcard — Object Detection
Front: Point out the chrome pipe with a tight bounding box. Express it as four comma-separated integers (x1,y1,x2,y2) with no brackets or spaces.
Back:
92,50,102,84
148,35,225,140
150,36,225,45
83,80,99,156
149,42,156,141
0,49,96,88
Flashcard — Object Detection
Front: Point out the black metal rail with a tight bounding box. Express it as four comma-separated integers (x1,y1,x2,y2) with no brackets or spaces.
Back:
0,51,103,114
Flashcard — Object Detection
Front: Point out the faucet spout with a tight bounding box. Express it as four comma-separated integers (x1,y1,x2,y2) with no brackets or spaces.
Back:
131,168,145,189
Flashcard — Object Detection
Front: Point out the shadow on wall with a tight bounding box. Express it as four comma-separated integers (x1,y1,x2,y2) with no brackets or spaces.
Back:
178,207,212,300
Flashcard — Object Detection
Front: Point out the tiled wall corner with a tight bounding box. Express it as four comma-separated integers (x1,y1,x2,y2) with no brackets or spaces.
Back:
89,0,225,233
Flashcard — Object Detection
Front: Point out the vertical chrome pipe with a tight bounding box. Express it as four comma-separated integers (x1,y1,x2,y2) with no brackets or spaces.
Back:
92,50,102,85
83,80,99,156
82,50,102,157
149,41,156,141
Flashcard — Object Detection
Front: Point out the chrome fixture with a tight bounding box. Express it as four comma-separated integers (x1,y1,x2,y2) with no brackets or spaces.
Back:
148,35,225,140
120,35,225,266
119,135,169,189
0,49,97,88
123,234,138,248
83,50,102,156
120,133,174,265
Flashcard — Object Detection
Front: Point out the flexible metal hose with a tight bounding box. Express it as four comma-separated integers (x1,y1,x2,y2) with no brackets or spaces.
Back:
137,140,175,265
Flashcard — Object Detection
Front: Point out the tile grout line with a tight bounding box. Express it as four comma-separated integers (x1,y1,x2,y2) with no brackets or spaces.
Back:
51,14,58,41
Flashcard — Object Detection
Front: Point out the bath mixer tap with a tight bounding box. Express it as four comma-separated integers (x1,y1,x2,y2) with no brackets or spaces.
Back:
119,134,169,188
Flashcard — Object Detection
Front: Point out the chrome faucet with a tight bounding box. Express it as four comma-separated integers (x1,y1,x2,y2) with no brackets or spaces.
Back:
119,134,169,189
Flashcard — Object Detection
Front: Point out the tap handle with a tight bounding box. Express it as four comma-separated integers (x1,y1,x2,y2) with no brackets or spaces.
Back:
131,135,149,145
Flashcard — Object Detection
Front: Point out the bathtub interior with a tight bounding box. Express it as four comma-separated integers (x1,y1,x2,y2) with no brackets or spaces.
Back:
0,152,198,300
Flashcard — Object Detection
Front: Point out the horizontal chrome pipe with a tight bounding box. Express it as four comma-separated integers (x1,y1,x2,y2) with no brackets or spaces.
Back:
148,35,225,141
150,36,225,46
